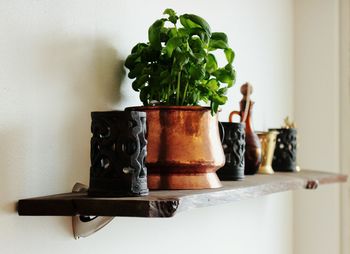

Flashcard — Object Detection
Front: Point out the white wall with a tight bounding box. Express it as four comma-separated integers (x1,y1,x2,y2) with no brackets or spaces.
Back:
340,0,350,253
294,0,344,253
0,1,294,254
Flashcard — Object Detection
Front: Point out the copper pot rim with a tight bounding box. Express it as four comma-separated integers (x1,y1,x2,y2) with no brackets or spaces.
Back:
125,105,212,112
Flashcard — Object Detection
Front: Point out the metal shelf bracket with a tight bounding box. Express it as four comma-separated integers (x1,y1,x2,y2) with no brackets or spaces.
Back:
72,183,114,239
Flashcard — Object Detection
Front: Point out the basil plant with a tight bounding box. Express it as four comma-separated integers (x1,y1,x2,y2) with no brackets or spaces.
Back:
125,9,236,114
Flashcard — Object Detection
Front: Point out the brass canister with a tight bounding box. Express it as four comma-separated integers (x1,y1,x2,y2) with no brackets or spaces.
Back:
257,131,278,174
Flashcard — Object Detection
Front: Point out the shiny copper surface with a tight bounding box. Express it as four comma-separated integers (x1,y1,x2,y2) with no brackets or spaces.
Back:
126,106,224,189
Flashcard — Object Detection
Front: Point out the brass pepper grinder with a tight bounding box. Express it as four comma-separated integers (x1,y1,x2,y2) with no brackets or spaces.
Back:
229,83,262,175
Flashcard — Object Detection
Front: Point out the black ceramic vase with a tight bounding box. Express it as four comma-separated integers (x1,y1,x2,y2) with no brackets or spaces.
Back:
217,122,246,180
88,110,149,197
270,128,297,172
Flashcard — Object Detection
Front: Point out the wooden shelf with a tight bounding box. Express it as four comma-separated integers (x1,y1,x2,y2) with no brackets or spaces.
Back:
18,170,347,218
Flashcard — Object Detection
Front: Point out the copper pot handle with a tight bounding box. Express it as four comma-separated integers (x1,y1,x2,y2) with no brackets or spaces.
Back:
229,111,242,123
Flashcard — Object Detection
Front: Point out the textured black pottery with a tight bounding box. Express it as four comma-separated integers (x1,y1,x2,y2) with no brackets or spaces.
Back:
217,122,246,180
270,128,297,172
88,110,149,197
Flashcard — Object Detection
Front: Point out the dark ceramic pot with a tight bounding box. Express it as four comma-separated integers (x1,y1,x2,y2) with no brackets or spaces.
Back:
217,122,246,180
269,128,297,172
88,110,149,197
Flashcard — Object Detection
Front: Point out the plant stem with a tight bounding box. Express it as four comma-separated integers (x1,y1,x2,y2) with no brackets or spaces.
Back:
176,71,181,105
167,85,171,104
181,81,189,105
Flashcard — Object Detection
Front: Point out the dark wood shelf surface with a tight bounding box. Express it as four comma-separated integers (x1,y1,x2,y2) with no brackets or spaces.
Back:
17,170,347,218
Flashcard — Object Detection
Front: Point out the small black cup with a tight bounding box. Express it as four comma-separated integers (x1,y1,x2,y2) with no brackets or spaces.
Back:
89,110,149,197
269,128,297,172
217,122,246,180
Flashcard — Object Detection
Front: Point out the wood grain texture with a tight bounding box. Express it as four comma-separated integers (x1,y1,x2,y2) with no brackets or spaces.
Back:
17,170,347,217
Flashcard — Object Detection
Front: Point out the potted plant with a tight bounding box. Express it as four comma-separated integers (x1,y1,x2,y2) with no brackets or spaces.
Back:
125,8,236,190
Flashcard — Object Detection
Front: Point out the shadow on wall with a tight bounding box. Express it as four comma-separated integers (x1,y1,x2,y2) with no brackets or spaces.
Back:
0,37,126,217
39,37,125,108
47,38,125,236
42,37,126,191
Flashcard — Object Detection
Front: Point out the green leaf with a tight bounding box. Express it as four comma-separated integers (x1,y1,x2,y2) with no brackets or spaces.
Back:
148,19,165,50
204,71,210,80
163,8,176,17
192,91,199,104
206,54,218,73
131,43,148,54
228,69,236,87
162,36,182,57
132,74,148,91
189,37,204,53
188,28,209,43
211,32,228,43
224,48,235,64
175,51,189,68
206,79,219,90
177,28,189,39
163,8,178,24
141,46,160,62
160,70,171,85
193,52,206,63
209,39,228,50
218,87,228,95
168,27,178,38
189,64,205,80
128,63,146,79
169,16,178,24
212,94,227,105
180,14,211,37
139,86,150,104
213,68,234,84
160,27,169,42
210,101,219,115
180,15,200,29
125,53,140,69
224,64,236,87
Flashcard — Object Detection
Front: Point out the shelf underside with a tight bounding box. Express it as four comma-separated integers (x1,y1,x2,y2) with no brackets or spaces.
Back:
18,170,347,218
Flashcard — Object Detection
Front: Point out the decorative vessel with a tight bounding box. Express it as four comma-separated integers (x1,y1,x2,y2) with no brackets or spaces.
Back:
229,83,262,175
270,128,298,172
217,122,246,180
88,110,148,197
126,106,225,190
257,131,278,174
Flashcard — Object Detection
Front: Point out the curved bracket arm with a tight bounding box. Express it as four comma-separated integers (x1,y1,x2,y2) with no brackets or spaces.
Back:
72,183,114,239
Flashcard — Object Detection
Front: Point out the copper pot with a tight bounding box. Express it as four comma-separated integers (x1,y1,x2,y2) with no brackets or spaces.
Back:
126,106,224,190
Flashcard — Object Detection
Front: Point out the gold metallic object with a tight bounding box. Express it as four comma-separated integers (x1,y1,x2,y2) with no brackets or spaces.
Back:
257,131,278,174
283,116,296,129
